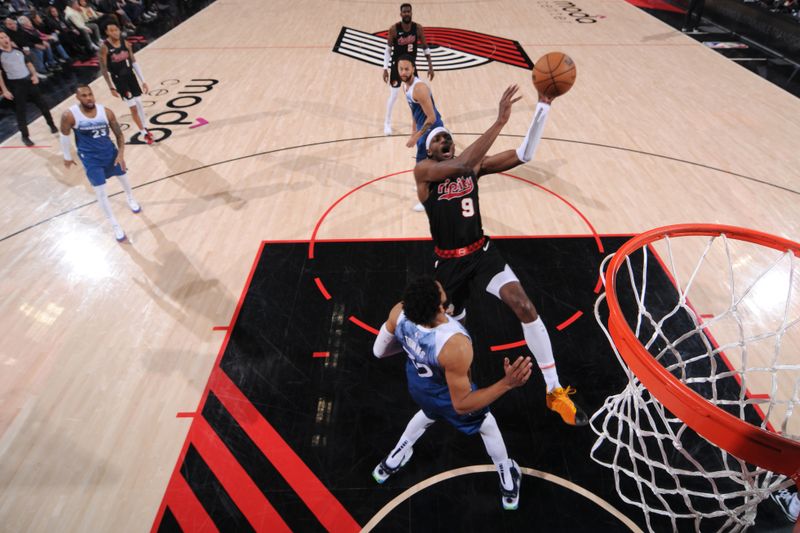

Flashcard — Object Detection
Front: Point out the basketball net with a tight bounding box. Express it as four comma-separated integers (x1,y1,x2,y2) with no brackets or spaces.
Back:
591,225,800,532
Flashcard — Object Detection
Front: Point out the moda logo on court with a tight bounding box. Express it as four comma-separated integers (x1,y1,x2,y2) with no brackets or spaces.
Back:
333,26,533,71
121,78,219,144
536,1,605,23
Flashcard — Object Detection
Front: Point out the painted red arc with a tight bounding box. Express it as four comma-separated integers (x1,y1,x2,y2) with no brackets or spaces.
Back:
309,169,604,350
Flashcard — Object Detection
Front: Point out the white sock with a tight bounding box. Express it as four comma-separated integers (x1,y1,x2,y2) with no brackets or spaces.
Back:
134,98,148,133
480,414,515,490
522,317,561,392
93,184,119,226
385,86,400,125
116,173,135,200
385,410,434,468
479,413,508,465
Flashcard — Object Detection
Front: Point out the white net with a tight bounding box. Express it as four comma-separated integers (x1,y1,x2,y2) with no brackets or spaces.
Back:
591,229,800,532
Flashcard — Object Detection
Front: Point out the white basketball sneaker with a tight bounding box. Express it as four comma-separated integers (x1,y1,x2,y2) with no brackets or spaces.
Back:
127,197,141,213
112,223,126,242
499,459,522,510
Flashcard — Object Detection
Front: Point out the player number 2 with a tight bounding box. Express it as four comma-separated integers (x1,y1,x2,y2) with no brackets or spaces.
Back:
407,44,414,52
461,198,474,217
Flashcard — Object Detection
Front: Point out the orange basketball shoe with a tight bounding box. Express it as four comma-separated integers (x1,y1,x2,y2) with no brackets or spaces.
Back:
546,386,588,426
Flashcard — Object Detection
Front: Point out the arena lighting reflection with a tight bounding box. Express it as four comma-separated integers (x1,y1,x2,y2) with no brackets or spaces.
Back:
57,232,113,279
736,253,797,317
324,303,346,370
18,302,64,326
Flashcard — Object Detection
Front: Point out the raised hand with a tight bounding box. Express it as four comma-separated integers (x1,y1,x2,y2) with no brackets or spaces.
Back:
497,84,522,125
502,356,533,388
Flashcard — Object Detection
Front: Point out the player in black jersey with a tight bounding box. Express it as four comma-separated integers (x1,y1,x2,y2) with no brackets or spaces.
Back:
382,3,434,136
99,22,154,144
413,85,588,427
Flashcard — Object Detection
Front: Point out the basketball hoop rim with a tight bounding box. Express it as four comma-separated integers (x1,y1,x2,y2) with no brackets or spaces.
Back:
604,223,800,479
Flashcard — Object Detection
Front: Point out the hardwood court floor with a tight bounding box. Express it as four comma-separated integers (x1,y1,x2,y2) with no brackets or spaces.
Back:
0,0,798,531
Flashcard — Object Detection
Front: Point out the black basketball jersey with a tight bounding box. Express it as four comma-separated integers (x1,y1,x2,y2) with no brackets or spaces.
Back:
391,22,419,64
104,40,134,80
423,171,484,250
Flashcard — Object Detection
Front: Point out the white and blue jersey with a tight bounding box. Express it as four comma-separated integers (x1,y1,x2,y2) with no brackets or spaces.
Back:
70,103,124,186
405,77,444,162
395,311,488,434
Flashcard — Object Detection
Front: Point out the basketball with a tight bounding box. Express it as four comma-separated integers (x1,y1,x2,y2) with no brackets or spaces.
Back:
532,52,577,98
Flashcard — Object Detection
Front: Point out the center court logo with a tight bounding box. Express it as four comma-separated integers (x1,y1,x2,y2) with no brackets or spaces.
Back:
333,26,533,71
537,1,604,23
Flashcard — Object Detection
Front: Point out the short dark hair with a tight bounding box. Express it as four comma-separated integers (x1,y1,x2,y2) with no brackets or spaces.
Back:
400,3,412,11
396,54,415,65
75,83,91,92
104,21,119,31
402,276,441,326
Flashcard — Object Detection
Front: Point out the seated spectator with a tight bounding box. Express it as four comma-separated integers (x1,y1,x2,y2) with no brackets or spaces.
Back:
64,0,100,49
94,0,136,31
8,0,32,16
3,16,50,75
20,14,69,65
43,5,92,58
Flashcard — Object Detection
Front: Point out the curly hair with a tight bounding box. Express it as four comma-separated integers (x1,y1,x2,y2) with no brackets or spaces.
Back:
402,275,441,326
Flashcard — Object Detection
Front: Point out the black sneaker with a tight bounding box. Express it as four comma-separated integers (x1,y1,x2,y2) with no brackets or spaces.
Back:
372,447,413,484
22,136,34,147
500,460,522,510
771,488,799,522
49,124,58,134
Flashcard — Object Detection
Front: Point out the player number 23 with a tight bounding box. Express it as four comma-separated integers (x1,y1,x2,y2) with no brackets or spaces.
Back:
461,198,474,217
91,129,108,139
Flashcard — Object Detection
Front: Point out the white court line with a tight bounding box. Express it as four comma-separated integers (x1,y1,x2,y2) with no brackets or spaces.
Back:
360,464,644,532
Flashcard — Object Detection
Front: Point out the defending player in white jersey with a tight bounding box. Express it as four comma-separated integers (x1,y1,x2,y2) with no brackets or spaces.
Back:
372,275,532,510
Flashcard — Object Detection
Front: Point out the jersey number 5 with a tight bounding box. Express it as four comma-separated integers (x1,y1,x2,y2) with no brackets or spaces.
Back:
461,198,474,217
410,358,433,378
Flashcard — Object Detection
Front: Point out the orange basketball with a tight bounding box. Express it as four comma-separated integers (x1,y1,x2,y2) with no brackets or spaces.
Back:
532,52,577,99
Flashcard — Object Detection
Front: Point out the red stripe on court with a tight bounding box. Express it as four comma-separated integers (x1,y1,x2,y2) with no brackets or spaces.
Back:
313,352,330,358
348,316,379,335
423,32,528,67
213,326,229,331
176,412,196,418
150,242,268,533
209,368,361,532
594,274,604,294
490,340,527,352
314,277,332,300
162,471,219,533
700,314,714,319
556,311,584,331
191,416,291,533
